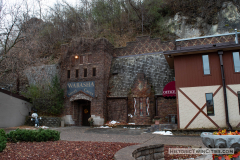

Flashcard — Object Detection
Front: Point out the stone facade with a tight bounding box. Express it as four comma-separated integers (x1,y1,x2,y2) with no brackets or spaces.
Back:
60,36,177,126
157,97,177,124
24,64,60,85
113,36,175,57
108,53,174,97
127,73,155,125
107,98,128,123
60,38,113,126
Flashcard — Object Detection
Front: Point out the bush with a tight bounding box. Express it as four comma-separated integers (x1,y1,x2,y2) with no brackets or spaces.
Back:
7,128,60,143
21,75,64,116
0,129,7,152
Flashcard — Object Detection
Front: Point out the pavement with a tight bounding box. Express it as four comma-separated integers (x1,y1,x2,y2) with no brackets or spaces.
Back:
52,126,206,147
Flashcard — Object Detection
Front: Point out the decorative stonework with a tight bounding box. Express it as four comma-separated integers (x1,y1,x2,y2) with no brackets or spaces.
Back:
70,92,92,102
114,36,175,57
127,73,155,125
114,143,164,160
176,35,236,49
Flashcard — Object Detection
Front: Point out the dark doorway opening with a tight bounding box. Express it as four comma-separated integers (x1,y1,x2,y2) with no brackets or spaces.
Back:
82,101,91,126
74,100,91,126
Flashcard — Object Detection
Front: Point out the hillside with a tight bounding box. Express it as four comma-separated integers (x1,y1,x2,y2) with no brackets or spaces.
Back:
0,0,240,93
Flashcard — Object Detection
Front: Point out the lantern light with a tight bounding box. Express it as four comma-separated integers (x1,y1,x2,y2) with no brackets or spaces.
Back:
75,55,79,59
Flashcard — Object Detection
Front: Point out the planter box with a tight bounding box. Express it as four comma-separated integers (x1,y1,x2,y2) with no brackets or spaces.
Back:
201,132,240,150
201,132,240,160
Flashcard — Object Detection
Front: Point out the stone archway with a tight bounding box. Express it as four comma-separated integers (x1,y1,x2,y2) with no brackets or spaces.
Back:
70,92,92,126
70,92,93,102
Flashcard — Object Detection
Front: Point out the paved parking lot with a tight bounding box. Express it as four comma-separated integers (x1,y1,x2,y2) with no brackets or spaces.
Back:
53,126,205,147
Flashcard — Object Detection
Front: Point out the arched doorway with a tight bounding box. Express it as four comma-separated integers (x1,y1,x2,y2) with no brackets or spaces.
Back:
70,92,92,126
74,100,91,126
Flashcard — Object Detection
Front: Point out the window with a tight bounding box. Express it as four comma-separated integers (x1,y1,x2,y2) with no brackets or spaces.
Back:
83,56,86,63
71,56,75,66
84,68,87,77
206,93,214,115
233,52,240,72
67,70,70,78
88,54,92,63
202,55,210,75
93,68,96,76
80,56,83,64
74,55,79,64
146,97,149,116
133,98,137,116
76,69,79,78
139,98,143,116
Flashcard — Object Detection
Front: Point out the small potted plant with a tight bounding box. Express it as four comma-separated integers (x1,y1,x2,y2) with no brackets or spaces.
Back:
152,116,161,125
88,117,94,127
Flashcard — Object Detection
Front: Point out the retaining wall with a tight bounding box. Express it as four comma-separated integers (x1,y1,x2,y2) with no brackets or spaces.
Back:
25,116,61,127
114,143,164,160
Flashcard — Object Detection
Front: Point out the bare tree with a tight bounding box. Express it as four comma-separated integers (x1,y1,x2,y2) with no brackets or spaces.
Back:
0,0,27,57
0,0,42,92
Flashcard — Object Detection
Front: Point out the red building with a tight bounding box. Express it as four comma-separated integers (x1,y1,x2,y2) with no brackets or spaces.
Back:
164,32,240,129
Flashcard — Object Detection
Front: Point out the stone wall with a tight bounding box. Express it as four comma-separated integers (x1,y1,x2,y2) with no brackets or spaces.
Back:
157,97,177,124
60,38,114,125
25,116,61,127
127,73,155,125
114,143,164,160
108,53,175,97
107,98,127,122
132,144,164,160
24,64,60,85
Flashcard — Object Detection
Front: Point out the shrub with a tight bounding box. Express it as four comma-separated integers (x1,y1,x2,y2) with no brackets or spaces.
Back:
0,129,7,152
7,128,60,143
0,129,6,138
21,75,64,116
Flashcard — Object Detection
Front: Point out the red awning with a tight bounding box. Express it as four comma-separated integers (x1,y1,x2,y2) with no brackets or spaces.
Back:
163,81,176,97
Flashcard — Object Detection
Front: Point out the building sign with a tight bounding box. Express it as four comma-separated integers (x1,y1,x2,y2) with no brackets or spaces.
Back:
162,81,176,97
163,90,176,94
67,81,95,97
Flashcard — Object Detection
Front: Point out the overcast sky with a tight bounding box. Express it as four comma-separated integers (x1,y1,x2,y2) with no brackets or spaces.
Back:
4,0,80,19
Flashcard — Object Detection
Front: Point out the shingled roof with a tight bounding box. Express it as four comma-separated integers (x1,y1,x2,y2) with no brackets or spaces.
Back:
108,52,175,97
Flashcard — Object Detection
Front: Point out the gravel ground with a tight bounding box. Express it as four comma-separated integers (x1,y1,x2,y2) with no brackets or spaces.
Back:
0,141,136,160
0,141,201,160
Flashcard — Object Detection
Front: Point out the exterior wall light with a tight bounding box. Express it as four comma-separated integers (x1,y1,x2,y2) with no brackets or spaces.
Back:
75,55,79,59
